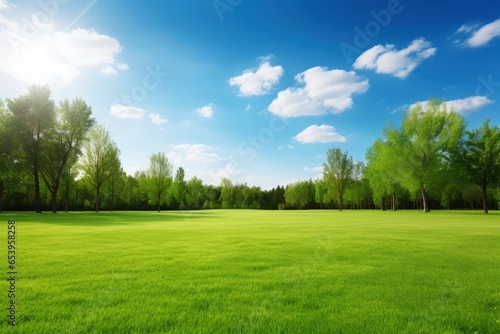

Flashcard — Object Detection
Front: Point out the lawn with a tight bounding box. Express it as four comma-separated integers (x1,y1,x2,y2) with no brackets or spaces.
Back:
1,210,499,333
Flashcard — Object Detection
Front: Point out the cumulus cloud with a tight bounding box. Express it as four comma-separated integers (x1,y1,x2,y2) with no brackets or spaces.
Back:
229,61,284,96
268,67,369,117
410,96,494,115
354,38,436,79
169,144,222,162
455,18,500,48
110,104,146,119
0,0,12,10
148,113,167,124
293,124,347,144
195,104,214,118
0,13,126,84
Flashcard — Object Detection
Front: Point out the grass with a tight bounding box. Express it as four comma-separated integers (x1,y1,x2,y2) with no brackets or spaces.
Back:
1,210,499,333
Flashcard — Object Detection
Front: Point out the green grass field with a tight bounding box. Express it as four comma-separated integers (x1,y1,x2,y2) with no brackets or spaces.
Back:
1,210,499,333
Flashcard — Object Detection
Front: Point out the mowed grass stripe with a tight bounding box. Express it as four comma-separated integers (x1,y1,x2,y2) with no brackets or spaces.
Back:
2,210,499,333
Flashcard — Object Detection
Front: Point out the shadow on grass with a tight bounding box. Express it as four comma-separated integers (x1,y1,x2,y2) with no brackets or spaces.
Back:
1,210,223,226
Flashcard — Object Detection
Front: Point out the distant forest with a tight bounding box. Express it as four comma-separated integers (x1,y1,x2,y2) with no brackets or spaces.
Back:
1,86,499,213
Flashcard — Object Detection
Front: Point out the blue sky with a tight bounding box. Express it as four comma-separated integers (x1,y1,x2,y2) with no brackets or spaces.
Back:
1,0,499,189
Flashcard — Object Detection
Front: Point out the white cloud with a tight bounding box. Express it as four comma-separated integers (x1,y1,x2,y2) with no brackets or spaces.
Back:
354,38,436,79
169,144,221,162
110,104,146,119
268,67,369,117
215,164,244,180
101,65,117,75
148,113,167,124
195,104,214,118
117,63,129,70
294,124,347,144
166,151,183,165
0,0,12,10
0,12,126,84
410,96,494,115
466,19,500,47
229,61,284,96
456,23,481,34
304,166,323,173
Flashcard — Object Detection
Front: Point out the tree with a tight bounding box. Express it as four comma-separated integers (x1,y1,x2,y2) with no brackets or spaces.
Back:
172,167,187,209
220,178,236,209
284,180,314,209
0,100,14,213
145,152,172,212
391,99,465,212
347,162,366,210
323,148,354,211
451,119,500,213
365,137,401,211
80,125,121,212
39,99,95,213
7,85,55,213
186,176,205,209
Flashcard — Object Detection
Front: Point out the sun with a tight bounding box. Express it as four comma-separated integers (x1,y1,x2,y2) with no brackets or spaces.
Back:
13,36,75,85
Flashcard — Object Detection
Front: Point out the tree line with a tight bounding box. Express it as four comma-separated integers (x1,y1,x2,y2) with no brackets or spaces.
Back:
1,86,499,213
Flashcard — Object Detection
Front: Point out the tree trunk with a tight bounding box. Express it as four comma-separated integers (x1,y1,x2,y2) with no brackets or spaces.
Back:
481,184,488,214
65,182,69,213
34,163,41,213
157,194,161,212
96,186,100,212
392,192,397,211
421,185,430,212
338,198,343,211
0,179,3,213
381,196,386,211
51,181,60,213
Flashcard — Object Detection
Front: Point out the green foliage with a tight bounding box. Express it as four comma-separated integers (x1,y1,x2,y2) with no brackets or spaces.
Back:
323,148,354,210
186,176,205,209
143,152,172,211
172,167,187,208
39,98,95,212
451,119,500,213
387,99,465,212
284,180,314,209
80,125,121,212
6,85,56,212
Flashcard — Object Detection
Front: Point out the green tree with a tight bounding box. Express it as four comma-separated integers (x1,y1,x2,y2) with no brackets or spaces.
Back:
391,99,465,212
284,180,313,210
220,178,236,209
0,100,14,213
39,99,95,213
365,138,401,211
80,125,121,212
145,152,172,212
186,176,205,209
451,119,500,213
7,85,55,213
323,148,354,211
172,167,187,209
